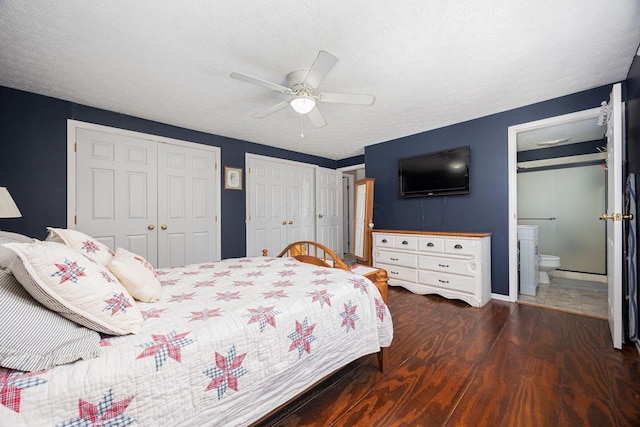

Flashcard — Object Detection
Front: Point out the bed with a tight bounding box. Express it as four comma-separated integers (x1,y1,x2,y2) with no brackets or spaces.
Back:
0,231,393,427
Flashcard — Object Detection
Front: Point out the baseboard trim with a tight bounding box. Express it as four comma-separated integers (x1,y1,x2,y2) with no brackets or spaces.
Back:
491,293,511,302
552,270,607,283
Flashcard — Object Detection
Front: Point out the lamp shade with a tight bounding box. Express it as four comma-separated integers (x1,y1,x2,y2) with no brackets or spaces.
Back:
0,187,22,218
290,96,316,114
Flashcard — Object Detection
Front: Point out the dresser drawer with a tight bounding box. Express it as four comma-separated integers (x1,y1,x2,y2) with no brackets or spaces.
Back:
377,263,417,283
374,234,395,249
444,239,475,256
394,235,418,250
376,251,417,268
418,255,477,277
418,270,475,294
418,236,445,253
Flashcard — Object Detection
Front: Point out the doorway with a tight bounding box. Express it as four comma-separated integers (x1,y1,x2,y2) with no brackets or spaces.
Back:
508,107,608,315
509,83,625,350
339,165,365,258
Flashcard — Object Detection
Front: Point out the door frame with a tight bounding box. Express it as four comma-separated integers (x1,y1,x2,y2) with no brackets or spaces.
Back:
66,119,222,260
338,164,365,257
507,107,605,302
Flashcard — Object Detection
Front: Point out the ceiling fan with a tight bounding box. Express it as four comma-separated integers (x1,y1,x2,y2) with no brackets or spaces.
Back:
230,50,375,128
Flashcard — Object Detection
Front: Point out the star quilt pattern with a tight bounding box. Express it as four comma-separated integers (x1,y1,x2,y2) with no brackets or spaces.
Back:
2,256,393,426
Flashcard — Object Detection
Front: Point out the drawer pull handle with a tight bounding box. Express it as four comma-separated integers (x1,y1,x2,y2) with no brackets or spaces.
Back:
438,264,449,268
454,244,463,249
381,239,388,243
438,279,450,284
390,257,398,261
390,271,399,275
402,240,409,245
426,242,434,247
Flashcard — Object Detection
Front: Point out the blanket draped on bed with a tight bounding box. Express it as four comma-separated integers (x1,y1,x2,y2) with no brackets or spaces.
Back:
2,256,393,427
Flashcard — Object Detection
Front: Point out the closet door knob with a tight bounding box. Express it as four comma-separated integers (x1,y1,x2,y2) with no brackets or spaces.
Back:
288,221,293,224
161,224,168,230
282,221,287,225
147,224,155,230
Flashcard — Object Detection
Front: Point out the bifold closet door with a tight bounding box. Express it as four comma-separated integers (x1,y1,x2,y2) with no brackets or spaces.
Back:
157,143,217,268
76,128,219,268
315,167,343,255
76,128,159,265
246,155,315,257
246,156,288,257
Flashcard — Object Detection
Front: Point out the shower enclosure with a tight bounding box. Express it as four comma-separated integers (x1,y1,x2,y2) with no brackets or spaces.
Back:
517,164,606,274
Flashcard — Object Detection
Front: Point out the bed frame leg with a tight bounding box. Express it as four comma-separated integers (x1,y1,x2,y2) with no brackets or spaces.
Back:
377,348,387,372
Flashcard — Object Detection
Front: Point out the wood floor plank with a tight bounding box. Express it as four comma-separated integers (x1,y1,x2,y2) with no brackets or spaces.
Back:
558,385,618,427
331,355,475,427
256,288,640,427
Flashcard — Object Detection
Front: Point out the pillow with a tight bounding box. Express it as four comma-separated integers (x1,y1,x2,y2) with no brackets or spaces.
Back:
108,247,162,302
0,269,101,372
4,241,142,335
0,231,34,270
46,227,114,265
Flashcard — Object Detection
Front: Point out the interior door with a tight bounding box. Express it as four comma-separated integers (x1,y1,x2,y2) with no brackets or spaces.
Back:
246,156,287,257
157,143,218,268
285,164,315,244
605,83,624,349
315,167,343,255
76,128,159,265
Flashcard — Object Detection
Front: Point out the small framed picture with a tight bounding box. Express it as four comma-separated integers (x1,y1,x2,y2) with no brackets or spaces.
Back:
224,167,243,190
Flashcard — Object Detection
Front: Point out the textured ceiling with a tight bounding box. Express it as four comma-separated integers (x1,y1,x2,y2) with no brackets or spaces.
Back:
1,1,639,160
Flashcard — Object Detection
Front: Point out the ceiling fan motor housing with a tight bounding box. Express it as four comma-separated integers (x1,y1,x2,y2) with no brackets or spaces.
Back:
287,70,314,95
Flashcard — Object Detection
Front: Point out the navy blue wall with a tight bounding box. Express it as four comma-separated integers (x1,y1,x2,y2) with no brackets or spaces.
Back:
517,140,603,162
626,54,639,321
0,86,335,258
365,84,615,296
337,155,364,169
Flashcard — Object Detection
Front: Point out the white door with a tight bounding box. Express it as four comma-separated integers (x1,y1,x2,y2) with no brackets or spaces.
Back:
315,167,343,255
246,156,287,257
157,143,218,268
285,164,315,245
76,128,159,264
342,175,354,255
605,83,624,349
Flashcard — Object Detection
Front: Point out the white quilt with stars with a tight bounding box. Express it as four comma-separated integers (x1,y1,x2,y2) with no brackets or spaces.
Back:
2,256,393,427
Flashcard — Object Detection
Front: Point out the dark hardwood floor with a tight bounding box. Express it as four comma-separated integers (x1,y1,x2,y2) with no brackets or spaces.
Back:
257,286,640,426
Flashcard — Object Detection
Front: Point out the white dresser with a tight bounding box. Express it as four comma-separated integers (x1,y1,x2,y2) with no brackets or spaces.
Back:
372,230,492,307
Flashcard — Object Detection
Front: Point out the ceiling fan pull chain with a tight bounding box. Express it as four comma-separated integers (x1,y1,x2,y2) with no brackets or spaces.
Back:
301,114,305,138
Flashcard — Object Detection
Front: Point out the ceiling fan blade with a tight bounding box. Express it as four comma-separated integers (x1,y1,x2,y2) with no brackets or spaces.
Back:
303,50,338,90
252,101,290,119
318,92,375,106
230,72,292,93
306,107,327,128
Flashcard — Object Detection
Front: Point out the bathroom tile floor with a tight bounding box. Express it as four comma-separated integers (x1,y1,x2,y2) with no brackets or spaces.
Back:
519,276,608,318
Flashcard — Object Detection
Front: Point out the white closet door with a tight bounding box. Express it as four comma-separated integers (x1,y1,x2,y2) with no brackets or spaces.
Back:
286,164,316,244
246,156,287,257
76,128,158,264
157,143,218,268
315,167,343,255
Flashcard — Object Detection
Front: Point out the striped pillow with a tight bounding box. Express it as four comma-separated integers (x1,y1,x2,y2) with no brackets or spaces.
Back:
0,231,34,270
0,269,100,371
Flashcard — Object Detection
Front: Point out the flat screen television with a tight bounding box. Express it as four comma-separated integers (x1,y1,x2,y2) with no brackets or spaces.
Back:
398,146,470,197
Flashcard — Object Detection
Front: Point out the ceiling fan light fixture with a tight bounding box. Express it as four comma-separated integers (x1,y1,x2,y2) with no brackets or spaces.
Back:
290,96,316,114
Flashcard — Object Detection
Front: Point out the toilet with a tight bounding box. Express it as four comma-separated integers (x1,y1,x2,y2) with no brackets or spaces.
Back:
538,254,561,284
